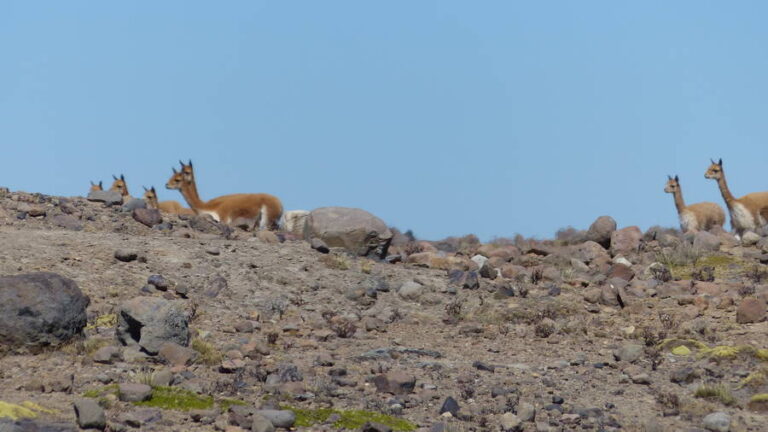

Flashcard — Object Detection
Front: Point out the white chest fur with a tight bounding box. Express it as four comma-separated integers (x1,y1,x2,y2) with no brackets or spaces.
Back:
199,210,221,222
679,210,699,232
731,202,755,230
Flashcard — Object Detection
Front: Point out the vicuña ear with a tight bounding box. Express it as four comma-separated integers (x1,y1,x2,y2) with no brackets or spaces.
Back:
675,175,679,182
90,180,95,185
179,160,185,167
718,158,722,166
188,159,193,168
113,174,118,180
667,175,672,180
99,181,102,188
151,187,156,193
121,174,125,181
172,167,178,174
143,186,148,191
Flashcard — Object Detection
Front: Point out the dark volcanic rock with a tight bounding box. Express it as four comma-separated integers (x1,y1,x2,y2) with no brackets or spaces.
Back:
0,272,89,352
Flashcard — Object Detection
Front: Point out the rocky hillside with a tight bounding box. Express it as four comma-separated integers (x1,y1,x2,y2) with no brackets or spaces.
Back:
0,187,767,432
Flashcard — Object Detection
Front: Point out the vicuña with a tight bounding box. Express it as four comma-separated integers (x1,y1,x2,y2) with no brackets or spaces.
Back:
166,161,283,230
664,175,724,233
143,186,195,215
109,174,131,204
705,158,768,239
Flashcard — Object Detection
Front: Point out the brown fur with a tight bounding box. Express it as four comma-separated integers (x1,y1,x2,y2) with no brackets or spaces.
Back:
166,162,283,230
143,186,195,216
109,174,131,203
664,175,725,232
705,159,768,236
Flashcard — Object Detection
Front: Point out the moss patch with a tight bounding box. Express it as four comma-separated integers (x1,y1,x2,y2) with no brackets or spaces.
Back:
757,349,768,361
285,406,416,431
84,385,243,412
82,384,119,399
134,387,213,411
748,394,768,412
659,338,708,352
667,253,743,280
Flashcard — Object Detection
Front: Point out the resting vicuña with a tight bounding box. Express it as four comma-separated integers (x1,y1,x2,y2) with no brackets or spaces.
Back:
109,174,131,204
143,186,195,215
166,161,283,230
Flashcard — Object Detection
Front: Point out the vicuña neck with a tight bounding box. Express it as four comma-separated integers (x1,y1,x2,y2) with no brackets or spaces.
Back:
179,178,210,211
672,189,686,214
717,172,736,207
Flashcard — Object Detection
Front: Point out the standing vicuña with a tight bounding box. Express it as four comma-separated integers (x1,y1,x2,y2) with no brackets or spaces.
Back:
166,161,283,230
143,186,195,215
664,175,724,233
705,159,768,239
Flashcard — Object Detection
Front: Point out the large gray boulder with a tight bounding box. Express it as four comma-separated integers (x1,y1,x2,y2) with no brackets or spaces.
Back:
0,272,90,352
304,207,393,258
117,297,190,355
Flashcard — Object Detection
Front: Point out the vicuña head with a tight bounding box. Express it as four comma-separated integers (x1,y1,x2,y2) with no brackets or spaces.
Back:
109,174,131,203
704,158,768,239
142,186,160,207
704,158,723,181
89,180,103,192
664,174,724,233
166,160,283,231
144,185,194,215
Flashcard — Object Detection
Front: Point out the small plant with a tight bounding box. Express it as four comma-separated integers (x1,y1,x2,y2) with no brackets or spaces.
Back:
530,268,544,285
320,254,350,271
329,317,357,338
658,312,677,331
745,265,768,284
694,384,736,406
656,242,701,268
534,320,556,338
132,367,158,386
191,338,223,366
444,299,464,323
262,295,289,319
738,368,768,389
691,265,715,282
360,260,373,274
655,390,680,410
640,326,666,347
266,331,279,345
649,263,672,283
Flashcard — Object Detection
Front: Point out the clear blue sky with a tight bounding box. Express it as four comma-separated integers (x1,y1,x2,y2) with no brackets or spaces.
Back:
2,2,767,241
